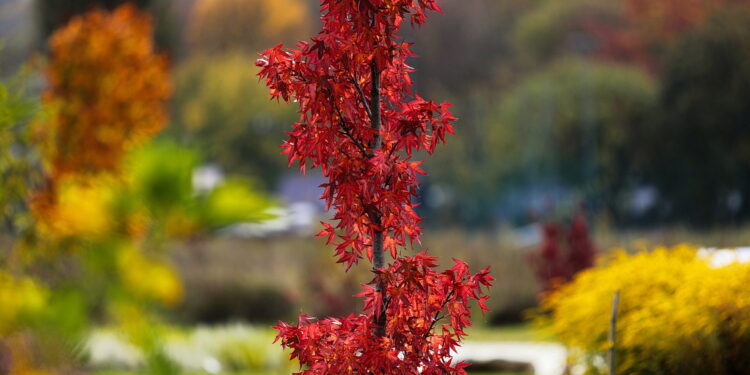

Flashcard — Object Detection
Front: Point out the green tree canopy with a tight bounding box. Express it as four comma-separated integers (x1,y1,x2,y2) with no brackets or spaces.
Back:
514,0,623,64
648,7,750,225
489,57,656,218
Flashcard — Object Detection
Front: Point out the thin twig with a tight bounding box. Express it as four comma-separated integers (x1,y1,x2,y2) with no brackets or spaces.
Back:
351,75,373,120
330,95,371,158
424,290,455,338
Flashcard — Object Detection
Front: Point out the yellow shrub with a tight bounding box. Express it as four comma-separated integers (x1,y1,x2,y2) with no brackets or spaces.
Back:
537,245,750,375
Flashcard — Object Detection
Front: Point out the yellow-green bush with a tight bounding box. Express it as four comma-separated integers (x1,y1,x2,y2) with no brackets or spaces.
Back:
537,245,750,375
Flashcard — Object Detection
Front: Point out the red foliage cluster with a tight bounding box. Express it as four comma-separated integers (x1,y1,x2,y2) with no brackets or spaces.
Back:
276,254,492,374
527,212,596,293
256,0,456,269
256,1,493,374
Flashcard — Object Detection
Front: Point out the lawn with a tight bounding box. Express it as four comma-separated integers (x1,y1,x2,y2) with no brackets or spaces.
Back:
88,324,544,375
465,323,552,342
95,372,531,375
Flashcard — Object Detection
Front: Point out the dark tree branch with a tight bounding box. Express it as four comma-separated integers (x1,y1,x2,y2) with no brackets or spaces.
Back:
424,290,454,338
329,95,371,159
351,75,373,120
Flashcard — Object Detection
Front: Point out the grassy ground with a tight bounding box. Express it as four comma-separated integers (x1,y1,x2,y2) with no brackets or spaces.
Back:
466,323,551,342
94,372,530,375
89,324,541,375
93,372,280,375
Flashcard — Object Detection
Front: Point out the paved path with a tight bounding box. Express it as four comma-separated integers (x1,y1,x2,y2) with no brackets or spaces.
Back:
455,341,567,375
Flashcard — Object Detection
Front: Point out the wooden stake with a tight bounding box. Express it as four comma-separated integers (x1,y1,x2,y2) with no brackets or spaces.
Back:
608,290,621,375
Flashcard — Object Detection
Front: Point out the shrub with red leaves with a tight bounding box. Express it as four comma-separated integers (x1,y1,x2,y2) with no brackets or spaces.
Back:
527,212,597,293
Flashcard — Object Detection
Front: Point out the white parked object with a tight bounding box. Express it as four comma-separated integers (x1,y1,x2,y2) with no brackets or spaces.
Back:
454,341,567,375
697,247,750,268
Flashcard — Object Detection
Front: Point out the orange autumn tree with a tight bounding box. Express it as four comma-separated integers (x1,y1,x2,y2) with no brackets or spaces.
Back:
40,3,170,179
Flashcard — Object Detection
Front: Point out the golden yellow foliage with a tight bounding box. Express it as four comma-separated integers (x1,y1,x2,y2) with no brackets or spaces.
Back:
40,4,170,178
538,245,750,375
117,244,183,307
188,0,311,54
0,272,47,335
33,178,114,239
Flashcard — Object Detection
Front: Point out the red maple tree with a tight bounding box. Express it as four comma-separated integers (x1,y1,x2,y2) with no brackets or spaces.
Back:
256,1,493,374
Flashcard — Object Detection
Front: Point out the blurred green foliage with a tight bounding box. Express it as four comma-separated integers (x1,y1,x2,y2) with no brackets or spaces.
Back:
0,72,40,235
491,58,656,215
121,139,276,236
201,179,275,229
87,324,297,374
18,0,750,228
413,0,535,227
0,29,275,372
128,141,199,217
171,54,297,190
186,0,311,56
514,0,621,64
418,0,750,227
647,8,750,225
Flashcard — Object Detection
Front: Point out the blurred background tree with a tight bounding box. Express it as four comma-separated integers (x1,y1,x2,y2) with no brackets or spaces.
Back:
36,4,170,179
513,0,624,66
186,0,311,56
34,0,180,54
0,70,39,237
490,58,656,221
3,0,750,372
408,0,534,227
1,5,275,374
166,0,312,192
170,55,297,190
645,7,750,225
35,0,151,38
7,0,750,229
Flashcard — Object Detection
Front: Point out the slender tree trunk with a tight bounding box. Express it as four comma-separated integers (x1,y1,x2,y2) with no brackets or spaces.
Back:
370,60,383,270
369,59,387,337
